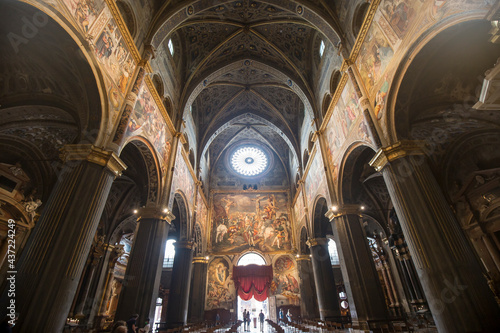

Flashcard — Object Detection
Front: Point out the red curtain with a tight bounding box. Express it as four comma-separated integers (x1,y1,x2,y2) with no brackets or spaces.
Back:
233,265,273,302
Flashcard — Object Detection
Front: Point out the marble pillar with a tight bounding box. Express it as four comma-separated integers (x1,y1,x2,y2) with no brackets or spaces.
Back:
327,207,389,330
114,207,172,325
0,145,126,332
307,238,341,321
187,257,208,323
370,141,500,333
296,255,319,319
166,241,194,328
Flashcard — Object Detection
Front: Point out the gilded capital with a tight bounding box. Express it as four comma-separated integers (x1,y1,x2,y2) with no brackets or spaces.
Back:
295,254,311,261
60,144,127,176
306,237,328,247
192,256,209,264
137,206,175,222
176,240,195,250
369,140,427,172
326,204,363,220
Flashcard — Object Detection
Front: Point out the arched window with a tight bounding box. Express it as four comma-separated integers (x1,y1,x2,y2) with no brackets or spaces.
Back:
237,252,266,266
168,38,174,56
164,239,176,268
328,238,339,265
319,40,325,57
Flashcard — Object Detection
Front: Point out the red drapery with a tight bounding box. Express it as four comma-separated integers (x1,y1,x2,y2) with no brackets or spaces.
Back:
232,265,273,301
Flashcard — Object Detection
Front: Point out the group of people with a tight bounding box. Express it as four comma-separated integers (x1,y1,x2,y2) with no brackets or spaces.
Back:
242,309,266,331
111,314,150,333
278,309,292,323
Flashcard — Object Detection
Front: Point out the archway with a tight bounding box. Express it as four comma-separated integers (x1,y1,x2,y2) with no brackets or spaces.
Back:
236,252,269,329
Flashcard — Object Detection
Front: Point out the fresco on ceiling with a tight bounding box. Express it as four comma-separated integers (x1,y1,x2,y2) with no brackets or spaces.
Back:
270,255,300,302
211,192,292,253
170,143,195,212
206,257,235,310
125,84,172,166
357,24,394,95
293,193,305,227
304,152,328,213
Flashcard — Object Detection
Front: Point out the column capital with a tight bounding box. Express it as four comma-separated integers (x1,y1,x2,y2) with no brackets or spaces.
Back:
176,240,195,250
137,206,175,222
306,237,328,247
60,144,127,176
326,204,364,220
295,254,311,261
369,140,427,172
192,256,209,264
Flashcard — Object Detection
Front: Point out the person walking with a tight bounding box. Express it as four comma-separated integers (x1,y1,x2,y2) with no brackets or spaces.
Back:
243,309,248,331
258,310,265,331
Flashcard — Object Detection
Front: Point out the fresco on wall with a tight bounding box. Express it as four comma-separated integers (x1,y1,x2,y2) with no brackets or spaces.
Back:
271,255,300,301
293,193,304,227
206,257,235,310
170,143,195,210
125,84,172,165
379,0,422,39
357,24,394,94
62,0,105,33
62,1,135,95
197,191,208,233
323,75,363,170
211,192,292,253
304,152,328,212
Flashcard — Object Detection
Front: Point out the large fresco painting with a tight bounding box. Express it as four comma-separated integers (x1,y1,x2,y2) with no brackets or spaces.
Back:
211,192,292,253
170,143,195,211
62,1,135,95
197,191,208,229
357,24,394,94
305,151,328,212
206,257,235,310
293,193,304,227
270,255,300,303
125,84,172,166
379,0,422,39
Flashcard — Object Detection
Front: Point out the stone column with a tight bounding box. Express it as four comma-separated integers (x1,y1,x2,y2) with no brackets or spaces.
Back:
187,257,208,323
296,255,319,319
307,238,341,321
166,240,194,328
114,207,173,326
0,145,126,333
327,206,389,330
369,141,500,333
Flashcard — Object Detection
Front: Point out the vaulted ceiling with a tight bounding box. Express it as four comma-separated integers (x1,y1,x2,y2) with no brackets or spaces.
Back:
150,0,344,179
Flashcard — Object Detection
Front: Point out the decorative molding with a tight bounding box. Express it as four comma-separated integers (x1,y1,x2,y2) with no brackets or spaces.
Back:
192,256,209,264
137,206,175,222
326,204,363,220
306,237,327,247
369,140,427,172
295,254,311,261
176,240,195,250
60,144,127,176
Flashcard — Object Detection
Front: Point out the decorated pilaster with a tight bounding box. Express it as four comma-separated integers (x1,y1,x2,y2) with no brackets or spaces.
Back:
188,256,209,323
307,238,341,321
296,255,319,319
326,205,389,331
114,206,173,326
166,240,195,328
0,145,126,332
369,141,500,333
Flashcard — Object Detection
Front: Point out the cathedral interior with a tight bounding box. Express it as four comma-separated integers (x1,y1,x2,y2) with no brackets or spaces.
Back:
1,0,500,332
